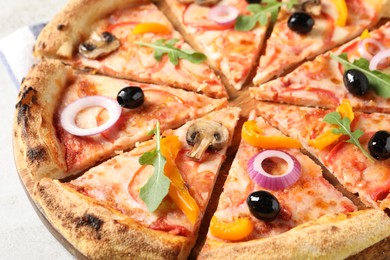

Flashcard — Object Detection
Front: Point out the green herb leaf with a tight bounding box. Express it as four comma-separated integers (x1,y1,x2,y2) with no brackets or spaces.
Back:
137,39,207,66
323,112,375,163
330,53,390,98
235,0,297,31
139,121,170,212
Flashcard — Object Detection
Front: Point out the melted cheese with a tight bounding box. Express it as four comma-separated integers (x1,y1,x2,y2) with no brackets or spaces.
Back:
210,113,357,241
164,0,267,90
75,3,225,98
254,0,379,85
257,104,390,210
68,108,240,236
253,23,390,113
57,73,226,173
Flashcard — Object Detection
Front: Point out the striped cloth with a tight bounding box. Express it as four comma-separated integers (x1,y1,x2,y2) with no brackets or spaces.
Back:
0,23,45,89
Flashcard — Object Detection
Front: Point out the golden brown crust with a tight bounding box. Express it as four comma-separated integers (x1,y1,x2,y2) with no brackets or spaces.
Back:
14,59,69,180
199,210,390,259
34,0,147,58
34,178,192,259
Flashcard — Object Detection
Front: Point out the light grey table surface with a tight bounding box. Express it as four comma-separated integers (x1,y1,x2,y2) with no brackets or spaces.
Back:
0,0,73,259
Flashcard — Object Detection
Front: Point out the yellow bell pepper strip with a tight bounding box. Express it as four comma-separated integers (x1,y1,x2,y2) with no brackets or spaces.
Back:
360,29,370,39
330,0,348,26
132,22,171,35
309,99,354,149
160,135,200,225
242,120,301,149
336,99,354,121
209,216,254,241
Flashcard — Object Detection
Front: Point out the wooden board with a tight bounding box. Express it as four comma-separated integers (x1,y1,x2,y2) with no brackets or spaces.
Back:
13,82,390,258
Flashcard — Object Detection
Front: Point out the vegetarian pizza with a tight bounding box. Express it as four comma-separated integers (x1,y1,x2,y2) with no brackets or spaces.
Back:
200,111,389,258
13,0,390,258
251,21,390,113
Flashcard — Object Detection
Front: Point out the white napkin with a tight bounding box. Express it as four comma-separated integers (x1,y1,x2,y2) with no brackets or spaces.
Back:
0,23,45,89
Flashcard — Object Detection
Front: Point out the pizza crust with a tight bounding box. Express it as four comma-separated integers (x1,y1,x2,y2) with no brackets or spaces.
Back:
14,59,69,180
34,178,193,259
199,209,390,259
34,0,147,58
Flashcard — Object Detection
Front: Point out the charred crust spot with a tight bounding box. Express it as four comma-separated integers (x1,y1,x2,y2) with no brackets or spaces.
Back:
15,87,37,125
77,214,103,232
57,24,66,31
16,86,37,108
17,104,29,125
25,86,37,101
27,146,47,162
331,226,338,232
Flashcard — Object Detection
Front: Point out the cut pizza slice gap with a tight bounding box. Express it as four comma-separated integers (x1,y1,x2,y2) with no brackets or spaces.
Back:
34,0,227,98
199,110,390,258
33,107,241,259
256,101,390,210
14,59,227,181
253,0,388,85
251,21,390,113
158,0,270,94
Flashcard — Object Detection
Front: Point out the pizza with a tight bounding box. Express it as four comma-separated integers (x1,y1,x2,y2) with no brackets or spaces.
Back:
257,101,390,210
158,0,269,92
251,21,390,113
14,59,227,180
12,0,390,258
32,107,240,259
34,0,227,98
199,111,390,258
252,0,387,85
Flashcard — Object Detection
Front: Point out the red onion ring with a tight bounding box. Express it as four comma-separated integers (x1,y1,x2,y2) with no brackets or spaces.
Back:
369,48,390,71
247,150,301,190
61,96,122,136
357,38,385,60
208,5,239,26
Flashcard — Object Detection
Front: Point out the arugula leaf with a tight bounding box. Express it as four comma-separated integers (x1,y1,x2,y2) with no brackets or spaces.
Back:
235,0,297,31
323,112,375,163
331,53,390,98
139,121,170,212
137,39,207,66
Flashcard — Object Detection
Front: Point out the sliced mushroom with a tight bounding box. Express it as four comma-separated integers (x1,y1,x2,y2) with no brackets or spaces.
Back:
79,31,120,59
293,0,322,16
186,119,229,160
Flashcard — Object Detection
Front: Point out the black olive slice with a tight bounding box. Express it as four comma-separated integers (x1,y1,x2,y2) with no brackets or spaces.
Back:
247,190,281,222
368,131,390,161
117,86,145,109
287,12,315,35
343,69,370,96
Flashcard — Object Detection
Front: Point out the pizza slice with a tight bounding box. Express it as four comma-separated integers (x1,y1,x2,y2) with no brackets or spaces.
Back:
14,59,227,181
257,101,390,210
158,0,270,93
251,22,390,113
199,111,390,258
33,107,241,259
33,0,227,98
253,0,388,85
